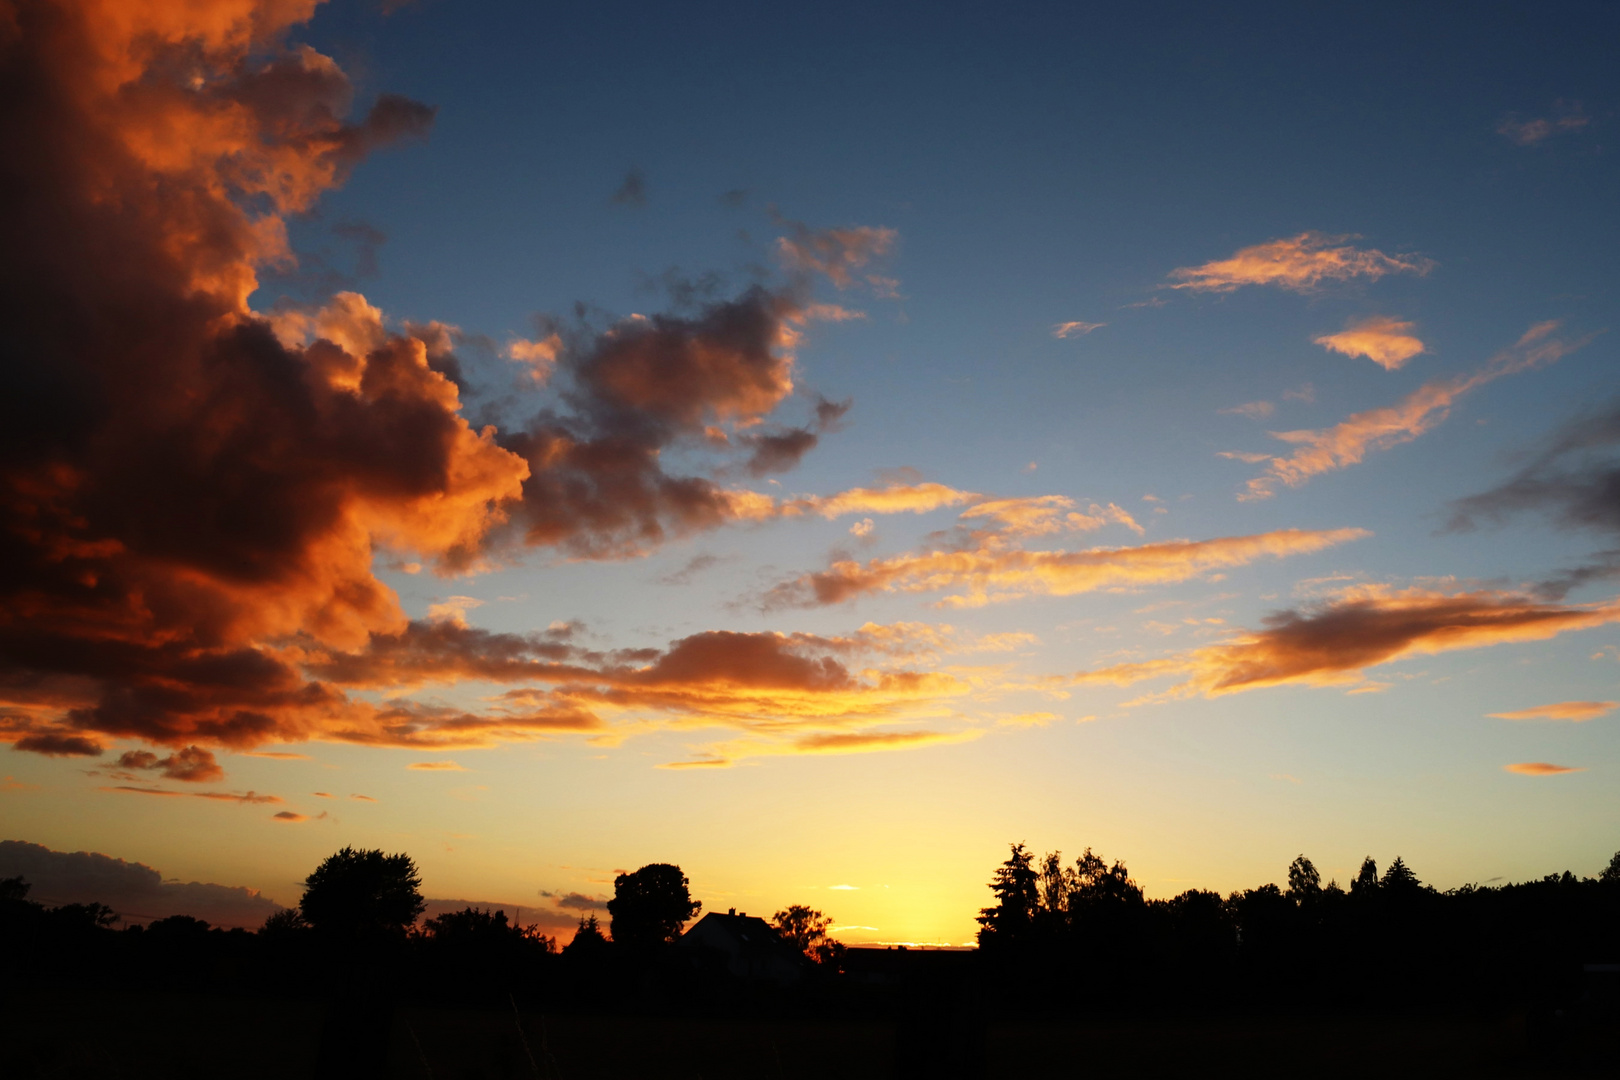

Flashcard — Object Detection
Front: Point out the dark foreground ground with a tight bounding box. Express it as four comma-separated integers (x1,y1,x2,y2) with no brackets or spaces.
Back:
4,988,1612,1079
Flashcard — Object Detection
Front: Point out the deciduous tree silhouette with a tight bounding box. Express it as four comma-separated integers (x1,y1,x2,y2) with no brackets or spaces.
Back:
606,864,700,948
1601,850,1620,882
771,904,835,960
1286,854,1322,901
1351,856,1379,896
299,846,424,939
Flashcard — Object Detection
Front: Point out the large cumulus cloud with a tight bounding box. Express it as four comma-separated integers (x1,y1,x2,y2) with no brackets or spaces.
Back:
0,1,861,760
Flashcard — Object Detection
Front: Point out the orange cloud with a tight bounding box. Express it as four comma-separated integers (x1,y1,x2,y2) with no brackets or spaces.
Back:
1504,762,1584,776
506,334,561,382
1053,321,1105,338
1167,233,1433,293
1314,316,1426,370
1073,588,1620,699
1236,322,1589,500
0,1,887,763
767,527,1368,609
783,482,978,519
407,761,466,771
272,811,309,822
1488,701,1616,722
958,497,1143,538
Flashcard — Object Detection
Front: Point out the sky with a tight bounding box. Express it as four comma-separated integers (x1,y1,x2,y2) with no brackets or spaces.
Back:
2,0,1618,945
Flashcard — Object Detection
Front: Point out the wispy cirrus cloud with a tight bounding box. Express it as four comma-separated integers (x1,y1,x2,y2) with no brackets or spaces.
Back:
1314,316,1427,370
1221,401,1275,421
1071,587,1620,700
1488,700,1615,722
104,786,283,804
1233,322,1590,500
775,219,898,290
782,482,979,519
1166,232,1433,294
1052,321,1105,338
1498,105,1589,146
765,526,1368,609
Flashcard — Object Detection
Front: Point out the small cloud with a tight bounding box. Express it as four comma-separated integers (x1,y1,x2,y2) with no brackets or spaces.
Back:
115,745,223,783
313,792,333,798
849,518,875,537
1498,106,1589,146
1488,700,1616,722
350,793,377,802
552,890,607,910
610,167,647,207
507,334,561,383
2,775,40,792
828,884,860,890
1282,383,1316,404
426,596,483,626
1024,462,1038,473
1220,400,1275,420
239,751,310,760
1314,316,1426,371
1052,321,1105,339
407,761,466,771
272,811,309,822
11,733,103,757
1504,762,1585,776
1269,773,1303,784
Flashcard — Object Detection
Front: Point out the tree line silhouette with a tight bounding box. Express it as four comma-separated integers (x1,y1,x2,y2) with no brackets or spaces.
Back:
4,842,1619,1025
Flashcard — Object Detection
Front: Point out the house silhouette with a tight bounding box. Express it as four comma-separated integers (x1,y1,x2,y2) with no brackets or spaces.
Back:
677,909,806,985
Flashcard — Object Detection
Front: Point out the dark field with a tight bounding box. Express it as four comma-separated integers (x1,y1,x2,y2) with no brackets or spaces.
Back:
4,989,1608,1079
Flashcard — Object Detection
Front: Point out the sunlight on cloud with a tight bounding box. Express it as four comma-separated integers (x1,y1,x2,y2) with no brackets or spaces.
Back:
1487,701,1616,722
1234,322,1590,500
1073,587,1620,700
1314,316,1426,371
1166,232,1433,293
1504,762,1584,776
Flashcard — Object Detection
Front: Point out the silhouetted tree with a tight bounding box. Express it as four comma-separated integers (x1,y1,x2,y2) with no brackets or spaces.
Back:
771,904,834,959
606,863,700,948
299,846,424,939
563,913,609,956
0,875,28,902
1038,850,1070,923
259,907,311,938
976,843,1039,948
1381,856,1422,893
1351,856,1379,896
1601,850,1620,882
1286,854,1322,901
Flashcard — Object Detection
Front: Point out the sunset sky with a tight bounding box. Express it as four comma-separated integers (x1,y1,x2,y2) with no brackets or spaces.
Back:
3,0,1618,945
